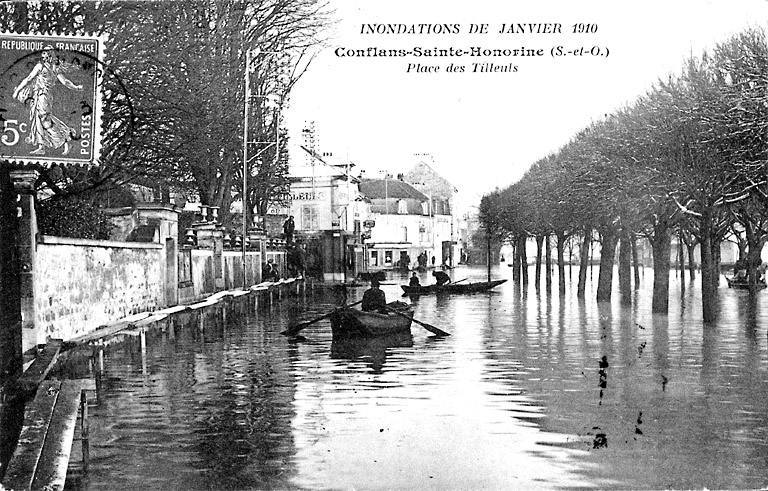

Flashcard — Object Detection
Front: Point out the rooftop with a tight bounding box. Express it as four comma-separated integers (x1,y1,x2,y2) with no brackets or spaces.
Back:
359,178,427,200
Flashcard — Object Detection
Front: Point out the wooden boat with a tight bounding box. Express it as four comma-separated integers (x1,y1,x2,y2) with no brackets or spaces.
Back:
725,275,767,290
401,279,508,296
329,302,413,338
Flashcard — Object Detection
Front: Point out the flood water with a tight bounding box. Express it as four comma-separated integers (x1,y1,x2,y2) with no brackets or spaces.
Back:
62,265,768,490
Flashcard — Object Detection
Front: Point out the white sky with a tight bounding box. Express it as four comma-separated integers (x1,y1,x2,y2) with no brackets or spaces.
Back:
283,0,768,208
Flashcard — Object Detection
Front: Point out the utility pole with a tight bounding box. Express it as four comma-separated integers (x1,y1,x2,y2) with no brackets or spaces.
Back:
242,49,251,290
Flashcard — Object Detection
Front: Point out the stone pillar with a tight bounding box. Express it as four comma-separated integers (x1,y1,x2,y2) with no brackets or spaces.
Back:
10,169,41,351
193,222,225,290
249,228,266,284
134,203,180,306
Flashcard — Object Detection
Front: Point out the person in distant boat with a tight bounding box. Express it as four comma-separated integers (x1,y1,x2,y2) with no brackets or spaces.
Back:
362,278,388,312
759,262,768,282
409,272,421,287
432,270,451,286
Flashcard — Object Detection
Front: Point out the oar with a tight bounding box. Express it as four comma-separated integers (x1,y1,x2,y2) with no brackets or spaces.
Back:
385,305,450,337
281,299,363,336
454,278,468,284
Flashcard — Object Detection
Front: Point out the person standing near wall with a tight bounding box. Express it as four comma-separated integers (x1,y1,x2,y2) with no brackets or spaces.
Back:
283,216,295,244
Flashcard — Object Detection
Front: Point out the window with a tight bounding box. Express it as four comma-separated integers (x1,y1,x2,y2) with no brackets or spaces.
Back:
384,250,393,265
398,199,408,214
301,205,318,230
371,250,379,266
401,226,408,242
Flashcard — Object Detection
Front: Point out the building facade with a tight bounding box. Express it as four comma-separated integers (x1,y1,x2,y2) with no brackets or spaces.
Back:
271,157,369,282
404,158,461,267
358,176,453,271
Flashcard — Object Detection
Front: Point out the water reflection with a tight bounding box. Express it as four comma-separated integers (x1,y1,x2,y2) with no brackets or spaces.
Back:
57,265,768,490
330,333,414,374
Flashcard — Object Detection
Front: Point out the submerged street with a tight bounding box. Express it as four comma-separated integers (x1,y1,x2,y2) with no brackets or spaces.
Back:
64,266,768,490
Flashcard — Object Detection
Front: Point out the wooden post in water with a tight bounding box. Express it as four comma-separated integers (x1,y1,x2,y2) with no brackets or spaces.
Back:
140,328,147,377
81,390,89,470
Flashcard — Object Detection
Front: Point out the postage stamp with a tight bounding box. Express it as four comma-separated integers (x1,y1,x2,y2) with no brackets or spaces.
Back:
0,33,104,166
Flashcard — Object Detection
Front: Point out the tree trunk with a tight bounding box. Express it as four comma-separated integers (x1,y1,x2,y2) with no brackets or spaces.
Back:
519,235,529,285
678,232,685,279
631,235,641,287
486,232,492,282
545,234,552,291
512,241,520,283
712,235,722,287
577,231,590,299
737,239,748,262
700,215,717,324
535,235,544,290
0,163,22,388
619,234,632,305
687,243,697,281
596,230,617,302
744,220,764,294
557,233,567,296
651,226,671,313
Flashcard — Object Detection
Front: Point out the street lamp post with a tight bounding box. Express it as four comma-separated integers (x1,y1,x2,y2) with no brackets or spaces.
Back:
242,49,251,290
242,48,281,290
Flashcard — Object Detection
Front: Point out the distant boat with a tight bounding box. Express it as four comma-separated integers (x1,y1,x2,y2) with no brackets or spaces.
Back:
725,275,767,290
329,302,413,338
401,279,507,296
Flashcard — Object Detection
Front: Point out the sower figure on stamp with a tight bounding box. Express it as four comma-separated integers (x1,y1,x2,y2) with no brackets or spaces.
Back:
12,46,83,156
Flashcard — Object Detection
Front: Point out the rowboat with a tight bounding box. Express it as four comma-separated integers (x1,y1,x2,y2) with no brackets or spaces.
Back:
725,275,767,290
329,302,413,338
400,279,508,296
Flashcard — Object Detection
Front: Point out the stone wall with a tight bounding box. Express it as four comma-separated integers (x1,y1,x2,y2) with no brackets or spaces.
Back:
222,251,263,292
176,251,288,303
35,236,164,342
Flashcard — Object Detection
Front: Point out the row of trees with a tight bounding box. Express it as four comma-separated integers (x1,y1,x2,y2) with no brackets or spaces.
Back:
479,27,768,323
0,0,331,227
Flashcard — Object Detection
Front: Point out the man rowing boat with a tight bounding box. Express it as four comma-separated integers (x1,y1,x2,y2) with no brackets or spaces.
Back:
362,278,388,312
432,270,451,286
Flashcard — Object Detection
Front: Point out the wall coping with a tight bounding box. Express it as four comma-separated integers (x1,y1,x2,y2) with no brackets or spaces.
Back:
39,235,163,250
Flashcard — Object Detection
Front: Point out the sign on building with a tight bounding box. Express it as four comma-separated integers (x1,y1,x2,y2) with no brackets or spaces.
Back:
0,33,104,166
